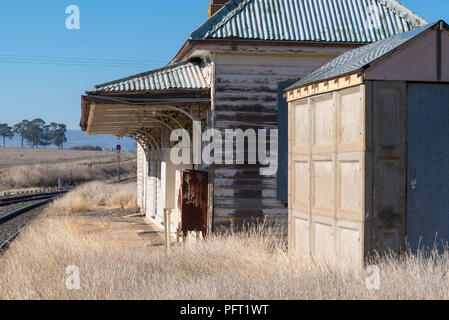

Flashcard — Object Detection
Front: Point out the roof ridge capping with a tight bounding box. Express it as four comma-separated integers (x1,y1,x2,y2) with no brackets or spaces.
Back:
286,20,447,92
379,0,427,27
190,0,249,39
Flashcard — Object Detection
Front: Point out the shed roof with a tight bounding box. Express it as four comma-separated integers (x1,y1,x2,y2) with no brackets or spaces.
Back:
89,60,209,94
287,20,447,91
191,0,427,43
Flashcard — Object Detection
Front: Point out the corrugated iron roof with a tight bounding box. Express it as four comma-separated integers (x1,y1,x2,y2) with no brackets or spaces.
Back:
191,0,427,43
287,21,443,90
89,61,209,93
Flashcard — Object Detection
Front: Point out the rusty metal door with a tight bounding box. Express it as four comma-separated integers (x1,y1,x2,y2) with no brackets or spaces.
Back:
407,83,449,252
177,170,208,236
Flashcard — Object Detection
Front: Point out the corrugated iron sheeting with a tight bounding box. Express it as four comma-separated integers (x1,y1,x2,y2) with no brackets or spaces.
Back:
191,0,427,43
288,22,435,89
91,61,209,93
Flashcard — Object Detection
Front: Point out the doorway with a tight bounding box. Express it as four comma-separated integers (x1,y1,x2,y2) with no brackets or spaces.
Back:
407,83,449,252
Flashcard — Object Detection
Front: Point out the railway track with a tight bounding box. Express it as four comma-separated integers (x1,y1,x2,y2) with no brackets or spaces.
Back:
0,190,67,251
107,176,137,185
0,180,130,251
0,190,67,207
1,187,65,197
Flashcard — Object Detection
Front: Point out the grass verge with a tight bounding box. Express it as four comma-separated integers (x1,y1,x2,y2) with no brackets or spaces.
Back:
1,184,449,300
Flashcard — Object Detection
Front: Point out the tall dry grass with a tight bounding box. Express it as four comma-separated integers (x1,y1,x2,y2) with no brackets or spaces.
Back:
0,160,136,188
46,181,137,214
1,181,448,300
1,215,449,299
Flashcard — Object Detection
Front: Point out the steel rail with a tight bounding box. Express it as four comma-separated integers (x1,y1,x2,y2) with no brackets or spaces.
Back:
0,228,24,251
0,198,54,224
0,191,67,207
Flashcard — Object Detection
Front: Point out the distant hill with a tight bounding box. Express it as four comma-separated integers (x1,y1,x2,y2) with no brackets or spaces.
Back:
4,130,136,151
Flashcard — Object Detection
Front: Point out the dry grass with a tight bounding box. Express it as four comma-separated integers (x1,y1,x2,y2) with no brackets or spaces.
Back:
46,181,138,214
0,157,136,189
1,182,448,300
1,216,449,299
0,147,127,169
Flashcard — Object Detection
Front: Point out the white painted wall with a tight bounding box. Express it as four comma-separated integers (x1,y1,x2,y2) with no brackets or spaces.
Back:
139,146,192,231
136,143,145,211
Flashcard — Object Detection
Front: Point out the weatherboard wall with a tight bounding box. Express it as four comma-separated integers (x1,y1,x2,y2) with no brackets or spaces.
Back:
211,51,346,229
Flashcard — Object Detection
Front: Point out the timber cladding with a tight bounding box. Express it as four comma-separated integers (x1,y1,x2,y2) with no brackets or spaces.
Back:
212,52,339,230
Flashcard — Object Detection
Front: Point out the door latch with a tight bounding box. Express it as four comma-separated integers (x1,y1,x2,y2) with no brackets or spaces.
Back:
411,169,417,191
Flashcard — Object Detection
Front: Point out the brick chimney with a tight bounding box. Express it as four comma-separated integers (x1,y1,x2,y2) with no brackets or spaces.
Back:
208,0,229,18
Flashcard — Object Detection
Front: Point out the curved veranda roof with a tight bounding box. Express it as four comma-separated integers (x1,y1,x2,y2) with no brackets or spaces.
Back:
88,60,209,94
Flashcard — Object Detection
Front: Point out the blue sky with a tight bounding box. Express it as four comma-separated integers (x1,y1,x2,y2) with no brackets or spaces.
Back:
0,0,448,130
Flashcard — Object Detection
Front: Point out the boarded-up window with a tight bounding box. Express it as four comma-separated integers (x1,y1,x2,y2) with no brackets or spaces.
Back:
277,79,300,202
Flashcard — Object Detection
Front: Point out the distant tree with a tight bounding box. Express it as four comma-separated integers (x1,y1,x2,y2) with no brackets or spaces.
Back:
0,124,14,147
49,123,68,149
12,119,68,149
23,119,46,148
39,124,53,147
13,120,29,148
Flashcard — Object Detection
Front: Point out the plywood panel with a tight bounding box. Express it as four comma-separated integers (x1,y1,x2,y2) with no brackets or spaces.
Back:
337,86,364,152
293,158,310,209
294,217,310,258
312,158,334,217
337,221,363,270
292,100,310,155
312,94,334,154
312,219,335,265
289,83,367,267
337,153,364,222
